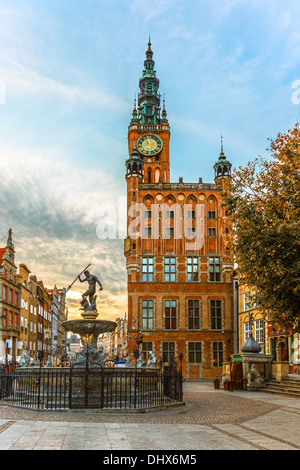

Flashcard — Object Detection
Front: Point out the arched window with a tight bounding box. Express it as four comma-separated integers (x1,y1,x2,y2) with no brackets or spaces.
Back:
186,195,197,205
155,168,160,183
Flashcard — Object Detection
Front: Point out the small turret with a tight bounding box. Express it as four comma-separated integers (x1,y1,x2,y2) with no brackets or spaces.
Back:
131,97,138,123
214,136,232,181
125,145,144,179
161,94,168,123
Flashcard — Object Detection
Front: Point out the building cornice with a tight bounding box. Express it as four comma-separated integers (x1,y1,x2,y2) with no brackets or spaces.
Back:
139,182,221,191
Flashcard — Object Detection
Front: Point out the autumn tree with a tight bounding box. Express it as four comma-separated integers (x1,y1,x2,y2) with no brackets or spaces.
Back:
223,123,300,329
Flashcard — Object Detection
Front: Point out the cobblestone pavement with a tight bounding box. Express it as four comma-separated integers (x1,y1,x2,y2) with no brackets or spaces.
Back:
0,382,300,451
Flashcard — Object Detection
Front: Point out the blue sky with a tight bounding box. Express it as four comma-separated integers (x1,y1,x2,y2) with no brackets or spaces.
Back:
0,0,299,319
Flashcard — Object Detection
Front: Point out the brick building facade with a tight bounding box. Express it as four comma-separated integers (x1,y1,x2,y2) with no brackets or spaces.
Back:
124,40,234,379
0,229,67,364
238,280,300,375
0,230,21,359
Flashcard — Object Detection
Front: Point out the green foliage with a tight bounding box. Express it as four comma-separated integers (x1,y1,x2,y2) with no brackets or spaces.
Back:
223,124,300,329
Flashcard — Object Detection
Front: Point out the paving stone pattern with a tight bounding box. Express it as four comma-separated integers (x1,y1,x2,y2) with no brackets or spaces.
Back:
0,382,299,450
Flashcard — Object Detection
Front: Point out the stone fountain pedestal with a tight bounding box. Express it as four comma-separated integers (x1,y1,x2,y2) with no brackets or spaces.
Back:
223,335,273,390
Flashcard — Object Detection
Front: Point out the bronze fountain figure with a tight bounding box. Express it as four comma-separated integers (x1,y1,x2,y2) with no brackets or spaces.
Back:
62,266,116,365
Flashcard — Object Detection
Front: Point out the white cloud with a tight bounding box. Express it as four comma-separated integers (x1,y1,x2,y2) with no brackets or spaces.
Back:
0,143,128,321
0,58,131,112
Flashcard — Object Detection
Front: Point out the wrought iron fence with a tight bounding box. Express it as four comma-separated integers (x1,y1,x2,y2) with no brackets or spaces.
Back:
0,360,183,411
0,366,70,410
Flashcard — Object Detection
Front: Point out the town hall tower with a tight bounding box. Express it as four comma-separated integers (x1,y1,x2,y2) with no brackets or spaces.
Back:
125,40,234,380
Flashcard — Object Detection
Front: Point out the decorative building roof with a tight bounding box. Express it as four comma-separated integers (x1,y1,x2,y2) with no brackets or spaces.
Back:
126,144,144,178
161,94,168,123
131,37,167,125
214,136,232,179
241,335,262,354
0,229,16,267
7,228,14,250
130,145,142,160
131,97,138,123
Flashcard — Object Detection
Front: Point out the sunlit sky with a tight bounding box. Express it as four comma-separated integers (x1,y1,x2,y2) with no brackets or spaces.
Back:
0,0,299,320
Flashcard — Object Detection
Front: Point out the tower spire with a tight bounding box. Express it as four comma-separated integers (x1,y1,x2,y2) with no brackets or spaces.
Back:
7,228,14,250
135,37,165,124
161,93,168,123
131,95,138,122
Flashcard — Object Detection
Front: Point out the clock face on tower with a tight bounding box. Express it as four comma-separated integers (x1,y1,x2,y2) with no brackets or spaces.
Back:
137,134,163,156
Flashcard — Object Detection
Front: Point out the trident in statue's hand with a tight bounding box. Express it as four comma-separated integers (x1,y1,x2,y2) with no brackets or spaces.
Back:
66,264,92,292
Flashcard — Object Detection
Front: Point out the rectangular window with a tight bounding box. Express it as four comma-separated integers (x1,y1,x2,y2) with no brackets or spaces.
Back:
166,227,174,238
187,210,195,219
166,210,174,219
2,310,6,327
255,319,264,344
208,211,216,219
187,300,200,329
212,342,224,367
187,227,196,238
164,257,176,282
244,292,252,311
142,257,154,282
210,300,222,330
244,321,250,341
187,257,199,281
188,342,202,363
144,226,152,238
144,210,152,219
142,341,153,363
162,341,175,363
164,300,177,330
209,257,221,282
208,228,216,237
141,300,154,330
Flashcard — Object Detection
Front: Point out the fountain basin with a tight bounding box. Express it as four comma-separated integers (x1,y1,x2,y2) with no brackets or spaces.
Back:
62,319,117,336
